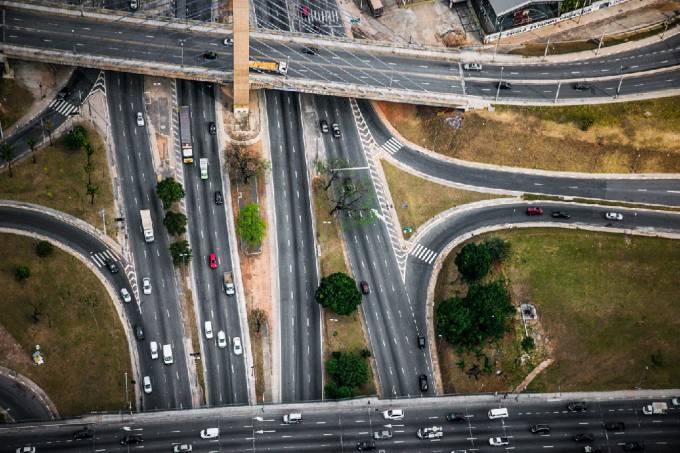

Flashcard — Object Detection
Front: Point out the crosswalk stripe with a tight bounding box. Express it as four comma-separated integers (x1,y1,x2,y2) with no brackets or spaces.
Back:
48,99,78,117
410,243,438,264
380,138,402,155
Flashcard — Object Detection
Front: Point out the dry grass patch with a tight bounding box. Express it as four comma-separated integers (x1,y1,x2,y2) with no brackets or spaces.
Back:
376,98,680,173
381,159,500,235
0,78,34,130
0,234,131,416
0,123,115,233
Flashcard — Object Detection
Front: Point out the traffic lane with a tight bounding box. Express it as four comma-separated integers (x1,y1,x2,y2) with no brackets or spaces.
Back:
0,374,53,422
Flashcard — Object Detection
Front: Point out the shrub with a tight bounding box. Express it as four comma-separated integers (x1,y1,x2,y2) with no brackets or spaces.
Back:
35,240,54,257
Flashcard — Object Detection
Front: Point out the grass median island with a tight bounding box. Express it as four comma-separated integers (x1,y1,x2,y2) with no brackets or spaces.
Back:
376,98,680,173
313,181,376,397
0,123,115,234
435,229,680,393
381,160,501,235
0,234,132,416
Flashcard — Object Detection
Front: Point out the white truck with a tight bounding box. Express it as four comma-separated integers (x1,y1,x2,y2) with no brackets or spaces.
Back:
642,402,668,415
199,158,208,180
223,271,235,296
179,106,194,164
140,209,154,243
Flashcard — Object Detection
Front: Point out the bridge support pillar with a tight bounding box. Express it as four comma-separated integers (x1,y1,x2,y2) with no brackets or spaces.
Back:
1,54,14,79
233,0,249,128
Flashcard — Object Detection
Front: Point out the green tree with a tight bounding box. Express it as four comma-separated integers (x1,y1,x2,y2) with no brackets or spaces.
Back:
63,125,89,150
435,280,514,351
84,161,95,184
0,142,15,177
325,351,369,392
521,336,535,352
35,240,54,257
156,177,185,209
27,137,37,164
169,240,192,266
483,237,511,262
226,144,270,184
86,182,99,205
163,210,187,236
455,242,492,281
84,142,95,163
315,272,362,315
15,265,31,281
237,203,266,248
324,382,353,399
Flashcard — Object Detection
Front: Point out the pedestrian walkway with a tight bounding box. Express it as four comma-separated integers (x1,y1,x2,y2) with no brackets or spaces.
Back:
410,243,438,265
47,98,78,117
308,9,339,24
90,249,117,268
380,137,403,156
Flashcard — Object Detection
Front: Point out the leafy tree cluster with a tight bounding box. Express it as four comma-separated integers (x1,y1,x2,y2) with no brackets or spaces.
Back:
324,351,369,399
169,240,192,266
64,125,89,150
36,240,54,257
155,177,189,265
454,237,510,281
316,158,374,222
435,280,514,352
226,144,270,185
237,203,266,249
315,272,362,316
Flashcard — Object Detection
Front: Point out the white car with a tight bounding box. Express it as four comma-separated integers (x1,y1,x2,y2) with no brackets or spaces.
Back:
605,211,623,221
142,277,152,295
136,112,144,127
672,397,679,407
120,288,132,303
204,321,213,339
200,428,219,439
16,448,36,453
233,336,242,355
217,330,227,348
417,426,443,439
143,376,152,394
223,37,233,46
150,341,158,359
382,409,404,420
173,445,192,453
489,437,509,446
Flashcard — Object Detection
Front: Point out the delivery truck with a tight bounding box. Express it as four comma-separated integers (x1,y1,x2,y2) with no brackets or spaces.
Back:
249,60,288,76
179,106,194,164
140,209,154,243
199,158,208,180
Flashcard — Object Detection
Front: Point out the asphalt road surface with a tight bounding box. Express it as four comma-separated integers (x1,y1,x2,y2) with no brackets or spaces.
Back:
4,6,680,102
106,71,193,410
1,394,679,452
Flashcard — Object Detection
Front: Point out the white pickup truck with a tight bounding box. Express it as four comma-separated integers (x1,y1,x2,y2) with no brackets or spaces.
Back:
199,158,208,180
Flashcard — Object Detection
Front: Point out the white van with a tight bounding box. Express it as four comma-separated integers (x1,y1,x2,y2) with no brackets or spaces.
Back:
150,341,158,359
282,413,302,424
488,408,509,419
163,344,173,365
204,321,213,339
200,428,219,439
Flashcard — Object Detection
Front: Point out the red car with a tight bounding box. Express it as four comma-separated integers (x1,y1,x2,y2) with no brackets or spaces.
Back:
209,253,218,269
526,207,543,216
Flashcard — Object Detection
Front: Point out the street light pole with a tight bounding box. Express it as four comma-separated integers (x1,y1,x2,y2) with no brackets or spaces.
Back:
495,66,504,103
458,62,466,97
180,40,185,67
596,32,605,55
554,80,561,104
543,37,551,59
616,65,625,99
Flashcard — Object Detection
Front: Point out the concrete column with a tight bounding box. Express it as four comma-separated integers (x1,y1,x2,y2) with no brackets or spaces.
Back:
233,0,250,126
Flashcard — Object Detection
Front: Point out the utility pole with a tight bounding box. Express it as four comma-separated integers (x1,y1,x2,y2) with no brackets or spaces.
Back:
616,70,624,99
493,22,503,62
100,208,106,236
495,66,504,103
458,62,466,97
596,32,605,54
554,80,561,104
543,37,551,59
661,18,669,40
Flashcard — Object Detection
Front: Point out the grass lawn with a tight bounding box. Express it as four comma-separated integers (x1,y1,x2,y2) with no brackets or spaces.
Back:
0,234,132,416
313,180,376,396
0,78,34,130
0,123,115,235
376,98,680,173
381,160,500,235
435,229,680,394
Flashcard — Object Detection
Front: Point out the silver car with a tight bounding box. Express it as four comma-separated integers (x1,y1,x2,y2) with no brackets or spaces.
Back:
605,212,623,221
120,288,132,303
142,277,152,295
373,429,392,440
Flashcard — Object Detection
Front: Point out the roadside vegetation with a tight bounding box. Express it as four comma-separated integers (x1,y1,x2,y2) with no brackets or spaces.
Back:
435,229,680,393
0,78,34,130
381,160,501,236
376,98,680,173
0,234,132,416
312,177,376,397
0,123,115,235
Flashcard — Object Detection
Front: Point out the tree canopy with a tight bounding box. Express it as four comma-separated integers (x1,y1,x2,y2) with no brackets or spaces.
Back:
324,351,369,399
169,240,192,266
435,280,514,351
156,177,185,209
455,242,492,281
226,145,270,184
63,125,89,150
315,272,362,316
163,210,187,236
237,203,266,248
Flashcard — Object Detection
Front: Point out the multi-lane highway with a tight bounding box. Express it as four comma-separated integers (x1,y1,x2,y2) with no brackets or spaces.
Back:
106,71,193,410
1,393,679,452
3,3,680,103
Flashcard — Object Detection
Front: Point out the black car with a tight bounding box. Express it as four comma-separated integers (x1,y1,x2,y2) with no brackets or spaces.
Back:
104,258,119,274
567,401,588,412
623,442,644,452
573,82,592,91
445,412,466,422
203,51,217,60
320,119,329,133
530,424,550,434
331,123,341,138
604,421,625,431
121,435,143,445
57,88,70,100
208,122,216,135
551,211,571,219
134,325,145,341
417,335,426,349
573,433,595,442
214,191,224,205
419,374,428,392
497,81,512,90
302,46,318,55
356,440,376,451
73,428,93,440
359,281,370,295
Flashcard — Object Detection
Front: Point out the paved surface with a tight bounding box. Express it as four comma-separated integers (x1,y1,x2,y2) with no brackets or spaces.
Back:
176,79,249,406
1,393,679,452
106,71,193,410
0,368,54,422
3,6,680,103
356,99,680,207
